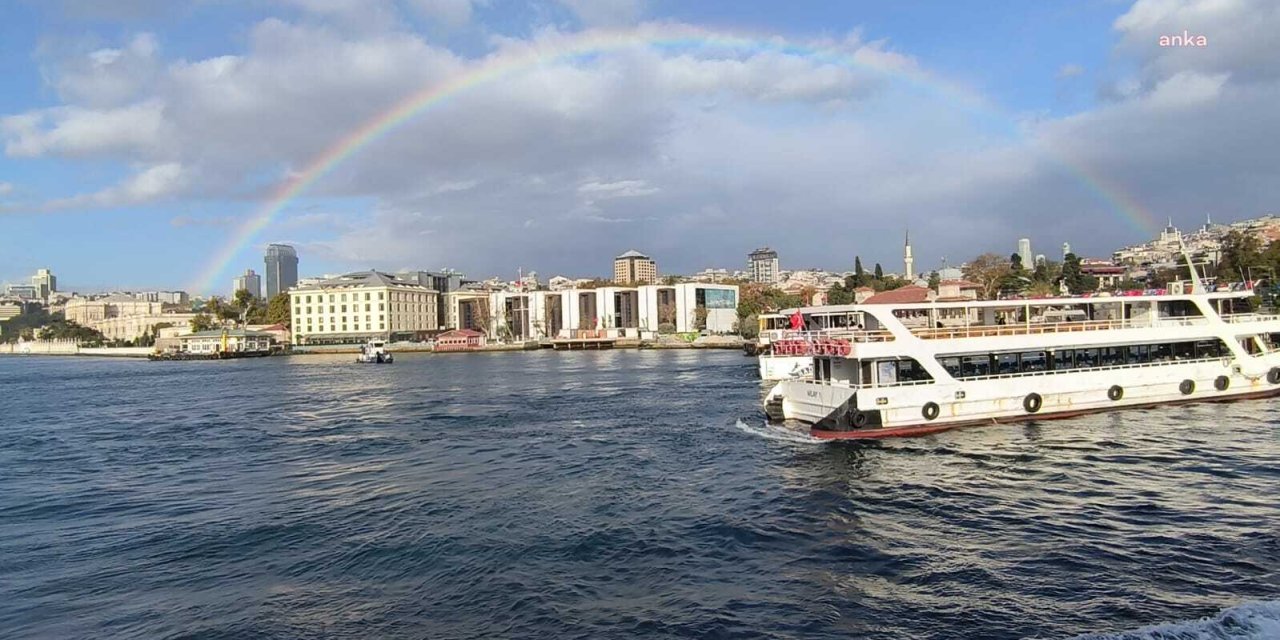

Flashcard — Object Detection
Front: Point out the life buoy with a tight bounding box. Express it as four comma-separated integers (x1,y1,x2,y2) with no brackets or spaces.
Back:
1108,385,1123,401
1023,393,1042,413
1269,367,1280,384
851,411,870,428
922,402,940,421
1214,375,1229,391
831,339,851,356
1179,379,1195,395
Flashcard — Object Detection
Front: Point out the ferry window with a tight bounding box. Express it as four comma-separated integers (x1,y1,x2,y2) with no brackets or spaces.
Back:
1100,347,1124,366
1128,345,1148,363
1075,348,1099,368
1152,343,1174,361
961,355,990,377
1239,337,1261,355
898,359,933,382
996,353,1019,374
877,361,898,385
939,357,962,378
1052,351,1074,370
1195,340,1221,358
1174,342,1195,360
816,358,832,381
1020,351,1047,372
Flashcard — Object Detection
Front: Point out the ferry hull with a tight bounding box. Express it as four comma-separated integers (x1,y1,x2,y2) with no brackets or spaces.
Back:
766,358,1280,439
758,355,813,381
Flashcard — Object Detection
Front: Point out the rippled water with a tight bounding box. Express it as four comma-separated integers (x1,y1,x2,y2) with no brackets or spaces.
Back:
1,351,1278,639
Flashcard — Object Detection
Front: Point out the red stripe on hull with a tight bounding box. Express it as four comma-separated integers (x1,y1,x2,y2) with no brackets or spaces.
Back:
809,387,1280,440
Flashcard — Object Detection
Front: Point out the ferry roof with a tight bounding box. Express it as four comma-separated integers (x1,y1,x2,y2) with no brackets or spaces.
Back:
782,287,1255,315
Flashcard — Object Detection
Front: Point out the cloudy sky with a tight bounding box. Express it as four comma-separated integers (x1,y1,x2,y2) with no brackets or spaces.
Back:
1,0,1277,293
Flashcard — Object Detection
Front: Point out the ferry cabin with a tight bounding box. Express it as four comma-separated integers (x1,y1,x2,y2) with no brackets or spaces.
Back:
763,288,1280,438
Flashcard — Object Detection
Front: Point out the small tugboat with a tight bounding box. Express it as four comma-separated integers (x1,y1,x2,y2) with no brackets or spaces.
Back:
356,340,394,364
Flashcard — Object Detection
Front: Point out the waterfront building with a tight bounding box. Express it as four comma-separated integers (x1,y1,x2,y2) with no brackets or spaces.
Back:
264,244,299,297
614,250,658,285
435,329,486,351
61,294,197,341
0,302,20,322
180,329,273,355
397,269,464,329
1017,239,1032,268
748,248,780,284
233,269,262,299
31,269,56,300
445,283,740,340
288,270,439,345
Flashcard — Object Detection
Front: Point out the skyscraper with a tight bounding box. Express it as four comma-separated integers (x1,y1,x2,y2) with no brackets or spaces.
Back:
233,269,262,298
748,247,780,284
264,244,299,298
31,268,56,300
1017,238,1032,268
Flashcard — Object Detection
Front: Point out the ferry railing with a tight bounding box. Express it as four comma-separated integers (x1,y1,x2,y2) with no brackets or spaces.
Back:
793,354,1229,390
910,317,1210,340
1223,313,1280,324
764,330,895,356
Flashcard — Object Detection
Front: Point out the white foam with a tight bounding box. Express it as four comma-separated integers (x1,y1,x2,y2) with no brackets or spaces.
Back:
1071,600,1280,640
734,419,826,445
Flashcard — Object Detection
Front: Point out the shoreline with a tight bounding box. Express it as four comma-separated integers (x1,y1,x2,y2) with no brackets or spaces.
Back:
0,338,749,359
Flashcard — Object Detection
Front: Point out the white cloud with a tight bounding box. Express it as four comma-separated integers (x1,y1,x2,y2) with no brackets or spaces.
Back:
1,101,170,158
0,182,12,196
46,162,187,209
577,179,659,198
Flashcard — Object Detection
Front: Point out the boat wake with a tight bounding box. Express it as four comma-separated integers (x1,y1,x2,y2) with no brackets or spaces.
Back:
734,419,826,445
1070,600,1280,640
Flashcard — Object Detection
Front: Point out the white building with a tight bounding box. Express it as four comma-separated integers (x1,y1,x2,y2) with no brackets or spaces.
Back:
180,329,273,354
749,248,780,284
1017,238,1032,268
444,283,740,341
31,269,56,300
289,271,439,345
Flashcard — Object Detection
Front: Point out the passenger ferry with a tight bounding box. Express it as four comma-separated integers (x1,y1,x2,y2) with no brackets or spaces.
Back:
762,274,1280,439
755,309,871,380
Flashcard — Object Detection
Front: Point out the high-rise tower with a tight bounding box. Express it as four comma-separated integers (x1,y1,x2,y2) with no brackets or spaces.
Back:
264,244,299,297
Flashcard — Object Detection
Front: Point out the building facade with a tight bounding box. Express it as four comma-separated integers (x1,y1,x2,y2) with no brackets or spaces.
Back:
233,269,262,299
31,269,56,300
1017,238,1032,268
264,244,299,297
748,248,780,284
180,329,273,354
289,271,439,345
614,250,658,284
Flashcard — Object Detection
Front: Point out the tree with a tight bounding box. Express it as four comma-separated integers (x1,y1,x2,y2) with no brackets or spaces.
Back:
739,314,759,339
928,270,941,290
854,256,869,287
264,293,292,327
1010,253,1025,273
190,313,218,333
962,253,1012,300
1216,230,1265,282
873,263,884,280
233,288,255,310
1061,253,1097,294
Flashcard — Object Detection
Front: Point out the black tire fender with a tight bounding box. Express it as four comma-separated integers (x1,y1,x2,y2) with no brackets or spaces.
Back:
851,411,869,428
1214,375,1229,391
1023,392,1042,414
1179,379,1195,395
1268,367,1280,384
1107,385,1124,401
922,402,940,421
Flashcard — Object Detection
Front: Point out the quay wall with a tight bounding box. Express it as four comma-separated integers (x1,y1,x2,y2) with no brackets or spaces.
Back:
0,341,153,357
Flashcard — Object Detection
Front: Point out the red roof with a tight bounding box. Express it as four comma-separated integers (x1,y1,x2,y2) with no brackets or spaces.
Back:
439,329,484,338
862,285,932,304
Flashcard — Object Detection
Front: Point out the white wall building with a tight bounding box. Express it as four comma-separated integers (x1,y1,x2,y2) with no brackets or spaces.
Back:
289,271,438,345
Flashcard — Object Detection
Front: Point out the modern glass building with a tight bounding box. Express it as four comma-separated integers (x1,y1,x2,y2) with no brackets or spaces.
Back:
264,244,299,298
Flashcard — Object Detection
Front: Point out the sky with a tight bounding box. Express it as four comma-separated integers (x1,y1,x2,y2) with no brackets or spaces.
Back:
1,0,1278,294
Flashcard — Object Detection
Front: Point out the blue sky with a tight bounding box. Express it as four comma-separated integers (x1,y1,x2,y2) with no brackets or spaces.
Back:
2,0,1276,294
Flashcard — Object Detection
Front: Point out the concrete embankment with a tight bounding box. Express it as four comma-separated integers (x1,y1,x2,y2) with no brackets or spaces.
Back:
0,342,153,358
290,336,746,355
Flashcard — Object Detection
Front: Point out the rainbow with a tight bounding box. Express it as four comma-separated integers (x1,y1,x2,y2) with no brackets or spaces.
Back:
189,24,1161,293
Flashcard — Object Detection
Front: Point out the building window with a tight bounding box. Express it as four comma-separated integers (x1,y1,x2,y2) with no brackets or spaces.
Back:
328,295,334,302
365,293,370,301
379,292,384,300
